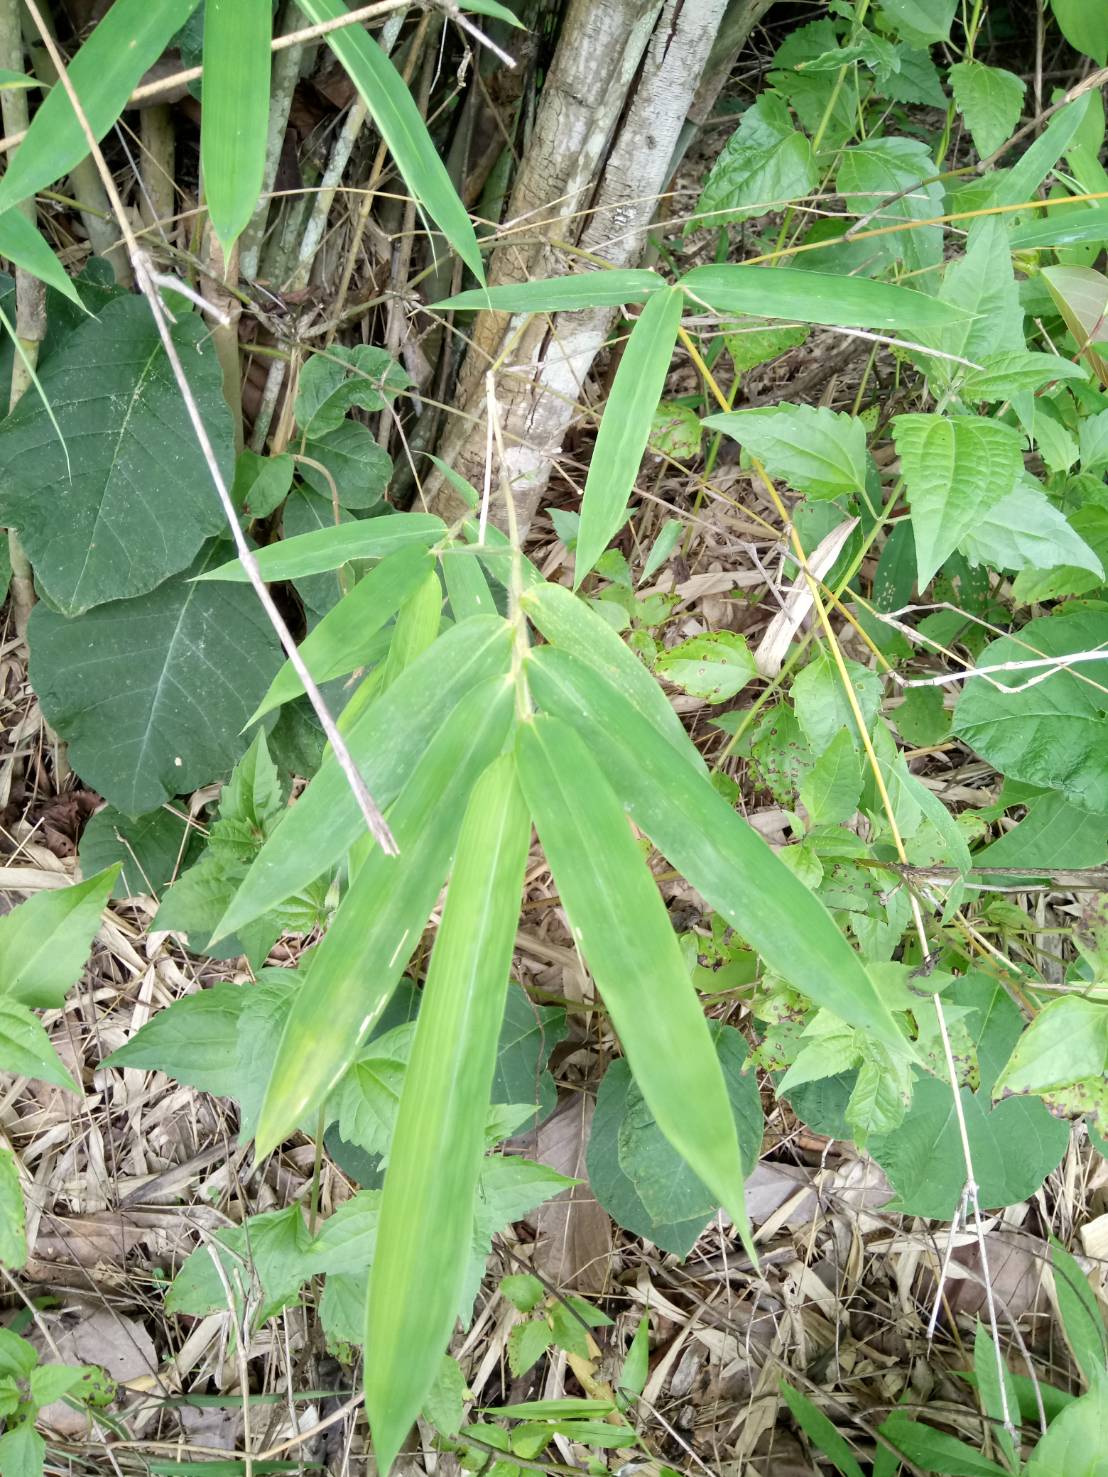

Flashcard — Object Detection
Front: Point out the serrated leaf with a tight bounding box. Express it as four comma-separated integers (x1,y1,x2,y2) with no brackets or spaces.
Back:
254,677,515,1154
575,287,683,585
298,0,483,279
0,296,233,614
0,0,200,216
0,868,116,1008
529,646,908,1053
958,482,1104,575
920,215,1024,376
252,543,433,720
215,617,513,938
722,321,809,373
837,136,944,276
692,94,816,228
0,1423,45,1477
681,263,968,335
893,413,1024,585
202,0,271,249
655,630,757,703
517,715,755,1260
950,61,1025,157
961,350,1089,401
366,755,531,1475
0,998,79,1092
29,542,281,817
707,403,867,500
105,980,248,1095
954,609,1108,812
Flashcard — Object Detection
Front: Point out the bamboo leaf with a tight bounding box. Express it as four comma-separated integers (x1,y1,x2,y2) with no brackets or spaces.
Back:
575,286,683,584
200,513,445,582
517,714,755,1261
0,208,81,304
251,544,434,720
528,646,910,1055
681,264,969,334
365,755,530,1473
434,270,666,313
215,616,513,940
0,0,201,216
254,675,515,1155
297,0,484,280
201,0,272,249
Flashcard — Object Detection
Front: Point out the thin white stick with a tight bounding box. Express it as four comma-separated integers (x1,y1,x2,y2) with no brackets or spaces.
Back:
23,0,398,858
894,647,1108,690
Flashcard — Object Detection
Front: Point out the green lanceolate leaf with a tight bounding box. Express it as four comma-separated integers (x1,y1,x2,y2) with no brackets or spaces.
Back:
433,270,666,313
0,868,117,1009
680,264,968,335
528,646,908,1053
892,412,1024,586
253,676,515,1154
516,714,755,1261
575,286,683,584
297,0,483,280
0,998,80,1092
0,1145,25,1269
365,755,530,1474
0,296,234,615
215,616,514,939
778,1380,865,1477
201,0,272,249
1010,202,1108,251
0,207,82,304
0,0,200,215
201,512,445,582
29,542,281,817
252,543,434,720
520,580,703,774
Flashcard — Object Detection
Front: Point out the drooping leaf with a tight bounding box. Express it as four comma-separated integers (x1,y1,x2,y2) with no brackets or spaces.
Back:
575,287,683,584
0,296,233,614
706,403,868,500
0,998,80,1092
958,482,1104,575
586,1026,762,1257
919,216,1024,376
949,61,1025,157
297,0,484,279
201,511,444,582
0,868,117,1009
201,0,271,248
960,350,1089,401
365,755,531,1474
232,448,294,518
77,806,198,902
1042,264,1108,384
433,270,666,313
0,0,201,215
518,714,755,1257
529,646,908,1052
1050,0,1108,65
992,995,1108,1129
252,543,433,720
29,542,281,817
681,263,969,335
892,412,1024,585
253,677,515,1155
691,94,816,229
0,207,83,304
215,617,513,938
1026,1383,1108,1476
954,609,1108,813
295,345,410,438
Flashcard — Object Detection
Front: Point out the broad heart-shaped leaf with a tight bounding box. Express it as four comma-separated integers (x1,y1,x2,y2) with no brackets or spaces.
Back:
297,0,483,280
691,93,816,229
433,269,666,314
892,413,1024,586
251,543,434,721
0,0,200,216
201,0,271,249
1026,1384,1108,1477
958,483,1104,576
681,263,969,336
949,61,1025,157
954,609,1108,812
0,296,233,614
705,404,867,500
79,804,201,901
0,997,80,1092
518,715,756,1260
201,511,444,582
528,647,909,1055
28,541,282,817
587,1026,762,1257
300,423,392,510
575,287,683,585
215,616,513,939
365,756,531,1475
295,345,410,439
0,868,117,1009
253,676,515,1156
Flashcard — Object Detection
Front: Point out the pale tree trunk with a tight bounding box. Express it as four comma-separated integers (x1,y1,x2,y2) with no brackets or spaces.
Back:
427,0,771,532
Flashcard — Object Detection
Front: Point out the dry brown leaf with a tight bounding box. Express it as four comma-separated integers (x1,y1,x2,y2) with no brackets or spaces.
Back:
529,1093,613,1294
